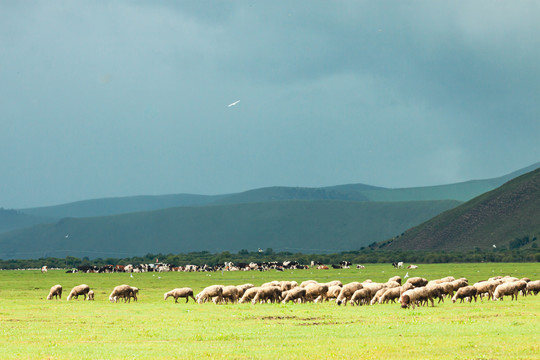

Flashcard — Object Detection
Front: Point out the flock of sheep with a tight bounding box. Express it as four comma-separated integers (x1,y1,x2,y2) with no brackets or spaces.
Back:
47,274,540,308
46,284,139,303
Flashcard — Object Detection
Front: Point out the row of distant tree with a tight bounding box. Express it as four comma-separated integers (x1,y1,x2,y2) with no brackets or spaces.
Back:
0,248,538,270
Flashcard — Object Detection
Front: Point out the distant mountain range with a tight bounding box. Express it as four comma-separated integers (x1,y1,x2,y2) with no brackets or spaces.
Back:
380,166,540,251
0,161,538,259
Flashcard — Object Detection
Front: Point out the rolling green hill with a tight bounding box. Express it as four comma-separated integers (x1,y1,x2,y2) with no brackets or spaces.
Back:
16,162,539,222
0,200,459,259
381,167,540,251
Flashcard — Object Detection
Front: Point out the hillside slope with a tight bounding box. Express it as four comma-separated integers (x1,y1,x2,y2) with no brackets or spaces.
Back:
382,168,540,250
0,200,459,259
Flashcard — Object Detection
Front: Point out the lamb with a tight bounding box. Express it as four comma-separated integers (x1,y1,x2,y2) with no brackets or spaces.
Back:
336,282,363,306
281,287,307,304
109,284,135,303
451,286,478,303
128,287,139,302
87,290,95,301
493,281,522,301
526,280,540,295
239,287,260,303
304,283,328,303
47,285,62,300
196,285,224,304
164,288,196,303
67,284,91,301
252,286,281,304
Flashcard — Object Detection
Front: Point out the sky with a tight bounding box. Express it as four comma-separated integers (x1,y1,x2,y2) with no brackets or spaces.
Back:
1,1,540,209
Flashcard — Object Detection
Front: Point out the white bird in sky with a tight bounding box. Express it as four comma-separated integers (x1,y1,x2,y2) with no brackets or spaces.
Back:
227,100,240,107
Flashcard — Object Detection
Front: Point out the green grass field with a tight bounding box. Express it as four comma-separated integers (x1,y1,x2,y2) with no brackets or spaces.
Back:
1,263,539,359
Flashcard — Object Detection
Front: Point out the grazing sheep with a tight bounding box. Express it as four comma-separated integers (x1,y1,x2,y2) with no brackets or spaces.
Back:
282,287,307,304
304,283,328,303
493,282,523,301
239,287,260,303
67,284,90,301
400,287,434,309
164,288,196,303
526,280,540,296
279,281,296,292
448,279,469,295
379,287,401,304
400,283,415,295
252,286,281,304
325,285,342,302
196,285,224,304
87,290,95,301
388,276,401,285
236,283,255,298
405,277,428,287
261,281,280,288
336,282,363,306
473,281,499,301
350,289,371,306
219,285,240,304
425,283,445,303
451,286,478,303
109,284,135,303
370,288,388,305
47,285,62,300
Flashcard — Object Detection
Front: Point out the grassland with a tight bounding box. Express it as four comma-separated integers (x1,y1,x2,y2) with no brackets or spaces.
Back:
1,263,539,359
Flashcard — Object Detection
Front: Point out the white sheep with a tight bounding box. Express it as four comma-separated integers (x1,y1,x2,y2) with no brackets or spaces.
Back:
67,284,90,301
336,282,363,306
164,288,196,303
526,280,540,295
47,284,62,300
196,285,224,304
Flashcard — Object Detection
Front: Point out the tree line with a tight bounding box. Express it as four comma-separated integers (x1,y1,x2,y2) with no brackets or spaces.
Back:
0,248,538,270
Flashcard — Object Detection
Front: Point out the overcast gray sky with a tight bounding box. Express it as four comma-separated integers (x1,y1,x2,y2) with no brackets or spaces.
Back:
1,1,539,208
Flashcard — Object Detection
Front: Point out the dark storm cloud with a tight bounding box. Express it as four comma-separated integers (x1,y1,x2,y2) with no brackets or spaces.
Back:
0,1,539,208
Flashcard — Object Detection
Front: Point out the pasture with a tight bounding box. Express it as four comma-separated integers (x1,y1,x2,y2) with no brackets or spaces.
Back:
0,263,539,359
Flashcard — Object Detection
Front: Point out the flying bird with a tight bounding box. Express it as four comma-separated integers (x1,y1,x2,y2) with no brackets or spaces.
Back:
404,272,409,279
228,100,240,107
493,244,497,248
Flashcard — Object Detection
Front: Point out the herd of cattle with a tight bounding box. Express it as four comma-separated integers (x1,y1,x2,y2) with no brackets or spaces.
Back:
60,261,355,273
46,273,540,308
